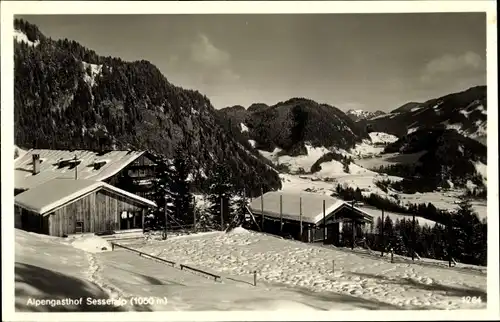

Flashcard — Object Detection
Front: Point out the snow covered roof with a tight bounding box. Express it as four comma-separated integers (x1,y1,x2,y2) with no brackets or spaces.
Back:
15,178,157,215
14,149,149,190
249,191,373,225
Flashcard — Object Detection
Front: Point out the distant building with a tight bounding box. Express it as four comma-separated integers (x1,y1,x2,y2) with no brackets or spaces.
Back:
14,149,158,198
248,191,373,245
15,178,156,236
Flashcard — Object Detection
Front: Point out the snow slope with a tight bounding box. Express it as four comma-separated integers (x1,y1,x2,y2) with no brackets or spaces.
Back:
350,132,398,159
136,228,487,310
368,132,399,145
275,144,331,173
15,230,129,312
16,229,406,311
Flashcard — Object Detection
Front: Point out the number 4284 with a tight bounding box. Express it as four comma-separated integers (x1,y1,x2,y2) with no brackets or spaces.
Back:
462,296,482,304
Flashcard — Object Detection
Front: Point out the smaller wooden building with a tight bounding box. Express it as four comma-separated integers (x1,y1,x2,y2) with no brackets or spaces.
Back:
249,191,373,245
14,178,157,237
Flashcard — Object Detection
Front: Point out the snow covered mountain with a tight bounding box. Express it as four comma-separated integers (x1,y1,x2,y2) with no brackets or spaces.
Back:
365,86,487,145
346,109,386,122
220,98,370,157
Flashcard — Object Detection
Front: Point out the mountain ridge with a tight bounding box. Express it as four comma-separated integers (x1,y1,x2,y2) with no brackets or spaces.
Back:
363,86,487,144
220,97,370,157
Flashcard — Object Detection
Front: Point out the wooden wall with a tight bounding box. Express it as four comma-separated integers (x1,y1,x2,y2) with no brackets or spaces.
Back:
48,188,149,237
106,154,157,199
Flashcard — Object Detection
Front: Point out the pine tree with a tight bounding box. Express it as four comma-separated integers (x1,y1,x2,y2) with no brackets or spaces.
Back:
151,157,176,231
383,216,394,251
451,198,486,265
393,219,408,256
229,188,249,229
170,146,194,226
207,163,235,230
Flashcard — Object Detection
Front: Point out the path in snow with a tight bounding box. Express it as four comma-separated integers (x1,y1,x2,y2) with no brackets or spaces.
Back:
135,229,487,310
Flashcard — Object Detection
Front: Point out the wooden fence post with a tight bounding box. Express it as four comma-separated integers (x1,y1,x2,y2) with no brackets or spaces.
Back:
253,270,257,286
220,196,224,230
351,201,355,250
260,187,264,230
163,195,168,240
381,208,385,257
323,199,326,244
447,218,453,267
299,197,303,241
412,213,416,261
279,194,283,234
193,203,197,233
142,209,146,234
332,260,335,273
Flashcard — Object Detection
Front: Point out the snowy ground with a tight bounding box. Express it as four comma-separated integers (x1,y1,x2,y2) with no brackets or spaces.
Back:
254,134,487,222
259,144,332,174
349,132,398,159
279,174,481,224
353,151,427,170
16,229,406,311
133,228,487,310
278,173,487,222
15,230,129,312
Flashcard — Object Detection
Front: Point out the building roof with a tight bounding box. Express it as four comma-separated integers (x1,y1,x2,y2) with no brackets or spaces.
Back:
14,149,148,190
249,191,373,225
15,178,157,215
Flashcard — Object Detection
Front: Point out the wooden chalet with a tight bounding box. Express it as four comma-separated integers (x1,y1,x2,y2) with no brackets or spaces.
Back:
248,191,373,245
15,178,157,236
14,149,158,199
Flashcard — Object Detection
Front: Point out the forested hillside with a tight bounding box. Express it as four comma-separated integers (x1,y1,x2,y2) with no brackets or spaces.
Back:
13,19,281,196
221,98,370,156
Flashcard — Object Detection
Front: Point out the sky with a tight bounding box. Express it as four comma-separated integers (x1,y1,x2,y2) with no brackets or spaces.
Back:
18,13,486,111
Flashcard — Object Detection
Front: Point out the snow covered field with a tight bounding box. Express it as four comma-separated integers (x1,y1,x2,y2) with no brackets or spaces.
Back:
134,228,486,310
353,151,427,170
15,225,488,313
258,136,487,221
16,229,409,311
349,132,399,159
276,173,487,226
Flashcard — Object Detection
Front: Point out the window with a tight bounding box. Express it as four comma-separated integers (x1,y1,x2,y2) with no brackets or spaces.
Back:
76,221,84,234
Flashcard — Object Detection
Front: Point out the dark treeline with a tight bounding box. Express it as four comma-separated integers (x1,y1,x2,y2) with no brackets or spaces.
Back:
334,185,487,266
148,150,250,233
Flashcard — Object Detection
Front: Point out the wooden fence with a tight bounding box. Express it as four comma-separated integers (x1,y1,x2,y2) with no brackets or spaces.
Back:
111,242,221,281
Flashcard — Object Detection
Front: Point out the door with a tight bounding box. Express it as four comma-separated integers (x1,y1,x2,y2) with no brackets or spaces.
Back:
120,211,142,230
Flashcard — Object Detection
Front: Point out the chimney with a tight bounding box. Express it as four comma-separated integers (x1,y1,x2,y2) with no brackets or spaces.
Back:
32,153,41,175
